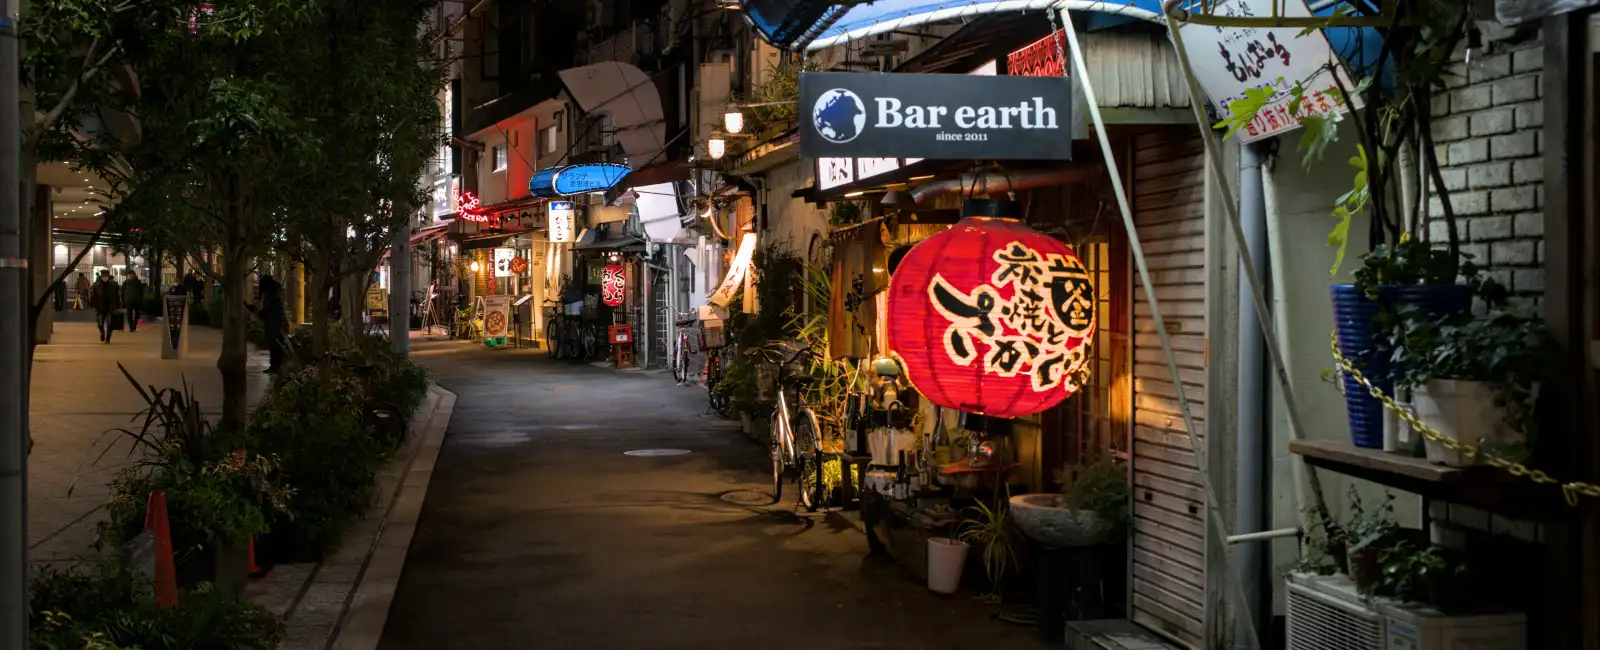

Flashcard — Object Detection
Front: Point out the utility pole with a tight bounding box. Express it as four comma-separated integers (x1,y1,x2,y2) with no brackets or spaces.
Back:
0,0,29,646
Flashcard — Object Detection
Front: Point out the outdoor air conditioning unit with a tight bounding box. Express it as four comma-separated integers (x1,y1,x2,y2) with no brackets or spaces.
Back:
1285,573,1527,650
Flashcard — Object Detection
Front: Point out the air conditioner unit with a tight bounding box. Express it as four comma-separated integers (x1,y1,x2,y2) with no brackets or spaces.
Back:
1285,573,1527,650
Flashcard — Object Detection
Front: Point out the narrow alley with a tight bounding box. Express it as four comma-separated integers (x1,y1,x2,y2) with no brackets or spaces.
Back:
378,340,1049,650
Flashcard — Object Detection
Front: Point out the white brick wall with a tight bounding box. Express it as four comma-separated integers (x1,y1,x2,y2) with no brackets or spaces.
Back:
1426,30,1545,297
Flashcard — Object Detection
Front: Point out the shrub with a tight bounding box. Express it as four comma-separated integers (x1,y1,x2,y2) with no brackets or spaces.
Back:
31,563,283,650
248,364,385,560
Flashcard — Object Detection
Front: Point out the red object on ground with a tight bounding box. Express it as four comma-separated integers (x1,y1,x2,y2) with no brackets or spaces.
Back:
145,491,179,607
886,215,1096,418
248,537,261,574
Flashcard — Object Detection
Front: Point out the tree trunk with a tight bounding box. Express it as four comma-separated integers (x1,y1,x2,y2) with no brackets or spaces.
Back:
216,188,250,431
309,260,331,356
340,272,366,340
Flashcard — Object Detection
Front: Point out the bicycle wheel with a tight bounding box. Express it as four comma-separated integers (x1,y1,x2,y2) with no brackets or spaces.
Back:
795,408,825,512
672,339,689,383
769,411,786,505
707,352,731,416
544,319,561,358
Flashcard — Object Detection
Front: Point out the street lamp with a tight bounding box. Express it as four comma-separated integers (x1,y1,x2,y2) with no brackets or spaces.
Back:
723,105,744,135
469,260,481,273
708,138,727,160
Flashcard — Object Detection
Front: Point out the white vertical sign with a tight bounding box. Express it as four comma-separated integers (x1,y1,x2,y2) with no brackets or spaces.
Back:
549,201,575,243
1176,0,1362,143
493,248,515,277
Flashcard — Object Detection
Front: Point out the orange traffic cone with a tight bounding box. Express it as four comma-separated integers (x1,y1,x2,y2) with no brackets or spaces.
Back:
145,491,179,607
247,537,267,580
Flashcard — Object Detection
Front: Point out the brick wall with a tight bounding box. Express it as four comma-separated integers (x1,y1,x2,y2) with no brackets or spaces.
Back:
1425,28,1545,298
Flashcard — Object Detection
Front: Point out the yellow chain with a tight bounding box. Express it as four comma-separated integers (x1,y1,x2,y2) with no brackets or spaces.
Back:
1329,330,1600,506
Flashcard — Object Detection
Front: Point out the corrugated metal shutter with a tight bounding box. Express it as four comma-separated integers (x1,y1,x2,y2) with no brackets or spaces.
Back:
1128,129,1208,649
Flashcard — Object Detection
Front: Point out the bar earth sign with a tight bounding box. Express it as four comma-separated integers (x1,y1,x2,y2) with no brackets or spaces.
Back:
799,71,1072,160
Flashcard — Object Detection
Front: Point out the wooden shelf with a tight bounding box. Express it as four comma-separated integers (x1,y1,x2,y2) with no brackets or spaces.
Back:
1288,439,1572,520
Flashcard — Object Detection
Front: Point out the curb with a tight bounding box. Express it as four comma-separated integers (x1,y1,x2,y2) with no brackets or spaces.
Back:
247,384,456,650
329,384,455,649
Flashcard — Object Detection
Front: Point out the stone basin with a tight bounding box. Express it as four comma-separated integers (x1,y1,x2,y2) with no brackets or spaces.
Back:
1008,493,1111,548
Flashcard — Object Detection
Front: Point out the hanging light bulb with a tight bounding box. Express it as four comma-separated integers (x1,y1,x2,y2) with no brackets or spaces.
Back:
469,260,481,272
723,106,744,135
708,138,727,160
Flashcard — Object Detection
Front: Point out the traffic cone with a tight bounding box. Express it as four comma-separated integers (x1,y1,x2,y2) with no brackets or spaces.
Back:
247,537,268,580
144,491,179,607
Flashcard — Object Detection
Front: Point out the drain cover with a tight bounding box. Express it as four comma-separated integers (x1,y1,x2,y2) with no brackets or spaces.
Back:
623,449,691,457
718,490,773,506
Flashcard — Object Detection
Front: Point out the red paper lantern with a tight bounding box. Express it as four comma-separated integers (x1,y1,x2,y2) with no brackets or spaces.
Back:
602,264,626,306
887,200,1096,418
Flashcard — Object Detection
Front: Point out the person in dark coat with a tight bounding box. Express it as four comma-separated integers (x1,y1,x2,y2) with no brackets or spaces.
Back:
121,270,146,332
184,271,203,302
89,270,122,343
251,275,288,373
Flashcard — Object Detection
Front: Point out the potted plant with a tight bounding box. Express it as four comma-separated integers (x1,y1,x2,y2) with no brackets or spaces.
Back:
1334,240,1479,448
1392,301,1553,466
1378,540,1471,612
957,498,1018,597
1340,488,1401,593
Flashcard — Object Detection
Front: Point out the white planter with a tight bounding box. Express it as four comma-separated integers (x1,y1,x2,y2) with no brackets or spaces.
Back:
926,537,969,594
1412,379,1523,467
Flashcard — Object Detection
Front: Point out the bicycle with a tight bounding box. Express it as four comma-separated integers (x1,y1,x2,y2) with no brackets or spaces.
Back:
542,301,565,358
706,345,731,416
770,346,824,511
672,315,702,384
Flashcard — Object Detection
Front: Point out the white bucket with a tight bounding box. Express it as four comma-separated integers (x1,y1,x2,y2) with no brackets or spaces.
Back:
1413,379,1518,467
926,537,969,594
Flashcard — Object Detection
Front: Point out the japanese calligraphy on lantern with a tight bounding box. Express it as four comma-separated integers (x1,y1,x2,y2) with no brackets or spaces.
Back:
602,265,626,307
887,216,1095,418
928,242,1094,393
1177,0,1363,143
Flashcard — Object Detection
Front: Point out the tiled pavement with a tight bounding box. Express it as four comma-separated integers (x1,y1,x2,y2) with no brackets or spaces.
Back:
28,317,268,567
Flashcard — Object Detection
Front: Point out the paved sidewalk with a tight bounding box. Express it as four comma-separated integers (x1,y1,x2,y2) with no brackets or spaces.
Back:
29,318,268,567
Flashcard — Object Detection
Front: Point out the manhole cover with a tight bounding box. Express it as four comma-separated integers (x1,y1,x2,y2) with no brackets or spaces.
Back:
719,490,773,506
623,449,692,457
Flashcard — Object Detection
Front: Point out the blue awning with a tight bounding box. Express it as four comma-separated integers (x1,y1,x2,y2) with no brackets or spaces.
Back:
744,0,1382,79
529,164,632,198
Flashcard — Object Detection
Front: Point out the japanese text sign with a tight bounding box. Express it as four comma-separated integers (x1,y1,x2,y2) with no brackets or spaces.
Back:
887,217,1095,418
493,248,515,278
549,201,574,243
602,265,626,307
1177,0,1363,143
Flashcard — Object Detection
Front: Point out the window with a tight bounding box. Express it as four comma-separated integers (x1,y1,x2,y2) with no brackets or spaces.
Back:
539,125,559,155
492,144,508,172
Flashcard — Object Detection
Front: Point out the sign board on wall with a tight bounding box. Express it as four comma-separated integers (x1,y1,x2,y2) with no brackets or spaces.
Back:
366,288,387,317
813,60,995,188
799,71,1073,160
529,164,631,198
549,201,575,243
1177,0,1363,143
602,265,626,306
493,248,515,277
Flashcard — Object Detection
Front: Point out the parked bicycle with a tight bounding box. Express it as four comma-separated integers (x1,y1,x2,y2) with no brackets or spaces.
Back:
542,301,603,363
770,346,824,511
672,315,704,385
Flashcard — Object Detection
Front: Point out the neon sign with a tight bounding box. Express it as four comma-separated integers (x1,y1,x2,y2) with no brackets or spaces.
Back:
454,190,488,222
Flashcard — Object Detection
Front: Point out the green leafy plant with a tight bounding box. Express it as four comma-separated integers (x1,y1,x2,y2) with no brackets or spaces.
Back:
1295,502,1350,576
959,498,1021,593
1378,540,1468,608
732,57,818,133
1055,456,1130,531
30,562,283,650
1352,238,1484,301
828,201,863,227
1390,302,1555,457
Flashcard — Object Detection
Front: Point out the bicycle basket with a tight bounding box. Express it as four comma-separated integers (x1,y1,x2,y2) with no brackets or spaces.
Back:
703,325,727,349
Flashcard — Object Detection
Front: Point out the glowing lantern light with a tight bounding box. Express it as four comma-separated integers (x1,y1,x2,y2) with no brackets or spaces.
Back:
602,265,626,306
887,199,1096,418
707,138,727,160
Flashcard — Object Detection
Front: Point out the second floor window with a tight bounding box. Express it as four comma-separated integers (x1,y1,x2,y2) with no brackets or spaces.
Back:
540,125,559,155
492,144,508,172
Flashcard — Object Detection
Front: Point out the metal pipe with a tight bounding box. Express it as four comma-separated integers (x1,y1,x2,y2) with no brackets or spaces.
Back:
0,2,28,647
907,166,1103,203
1227,528,1301,545
1234,141,1268,650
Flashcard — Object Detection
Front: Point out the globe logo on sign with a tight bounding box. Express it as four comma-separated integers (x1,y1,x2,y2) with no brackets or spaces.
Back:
812,88,866,144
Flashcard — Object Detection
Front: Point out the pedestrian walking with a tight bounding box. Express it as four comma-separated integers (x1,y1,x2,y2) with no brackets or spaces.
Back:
90,270,123,343
53,280,66,312
185,270,203,302
73,272,91,310
122,270,146,332
249,275,288,373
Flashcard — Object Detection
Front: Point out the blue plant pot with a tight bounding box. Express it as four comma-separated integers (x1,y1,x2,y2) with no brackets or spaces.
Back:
1330,284,1472,448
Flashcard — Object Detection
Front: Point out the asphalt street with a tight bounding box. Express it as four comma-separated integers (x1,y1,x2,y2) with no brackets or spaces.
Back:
378,339,1049,650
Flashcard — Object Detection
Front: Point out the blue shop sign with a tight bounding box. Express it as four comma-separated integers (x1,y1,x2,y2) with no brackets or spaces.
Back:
529,163,631,198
